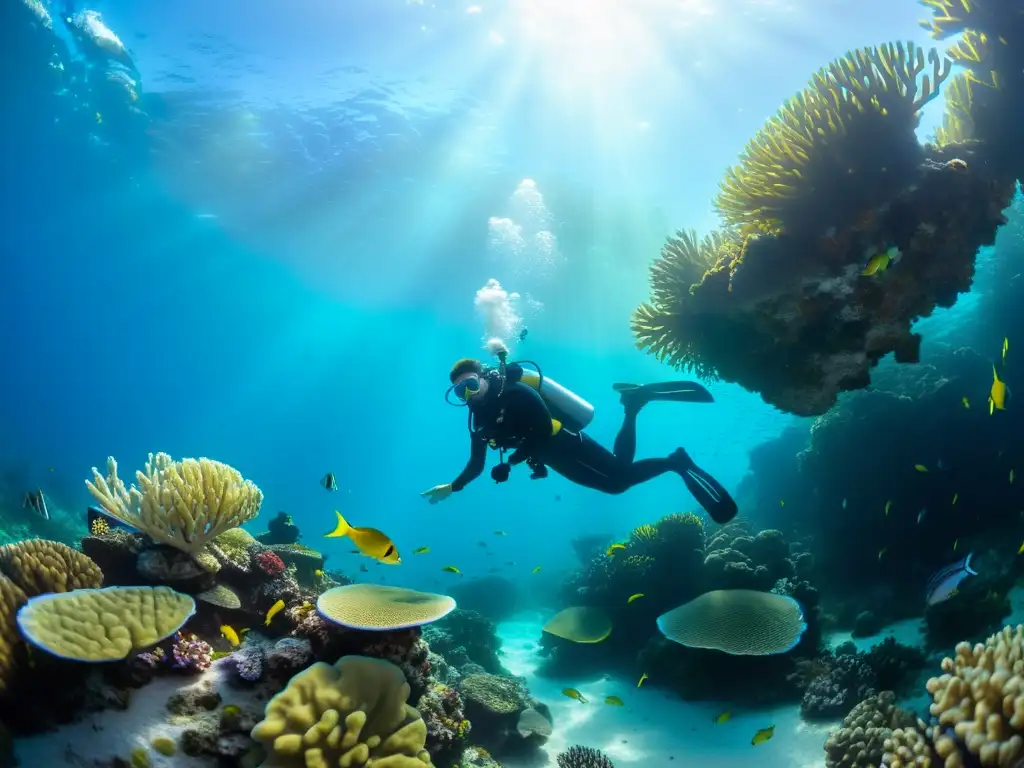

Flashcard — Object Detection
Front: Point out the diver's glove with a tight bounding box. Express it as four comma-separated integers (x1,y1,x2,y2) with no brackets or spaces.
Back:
527,457,548,480
420,483,453,505
491,463,512,483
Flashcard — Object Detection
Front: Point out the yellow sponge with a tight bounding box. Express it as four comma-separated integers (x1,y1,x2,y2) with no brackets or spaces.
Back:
16,585,195,662
250,655,433,767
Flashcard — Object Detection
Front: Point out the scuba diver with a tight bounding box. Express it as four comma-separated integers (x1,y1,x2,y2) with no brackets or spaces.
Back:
420,346,738,524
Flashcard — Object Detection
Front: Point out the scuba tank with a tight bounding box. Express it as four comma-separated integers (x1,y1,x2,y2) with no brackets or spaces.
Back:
514,368,594,432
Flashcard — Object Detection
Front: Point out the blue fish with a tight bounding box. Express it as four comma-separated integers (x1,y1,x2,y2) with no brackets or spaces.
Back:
86,505,137,533
926,553,977,606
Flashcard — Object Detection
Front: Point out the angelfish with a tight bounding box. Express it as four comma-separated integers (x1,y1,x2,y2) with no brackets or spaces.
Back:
925,553,978,606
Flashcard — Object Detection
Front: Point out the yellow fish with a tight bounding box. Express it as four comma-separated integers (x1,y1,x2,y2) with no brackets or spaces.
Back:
413,547,430,555
562,688,586,703
885,500,893,516
714,711,732,724
627,593,644,604
878,548,888,561
963,396,970,409
220,625,240,647
265,599,285,626
861,250,891,276
605,696,624,706
314,569,324,578
952,493,959,505
1018,540,1024,555
1004,337,1009,363
751,726,775,746
532,566,542,574
606,543,626,557
990,365,1008,414
325,511,401,564
442,565,462,575
914,464,928,473
637,672,648,688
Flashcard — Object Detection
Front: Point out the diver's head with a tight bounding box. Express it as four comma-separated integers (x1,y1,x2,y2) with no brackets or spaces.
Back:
448,358,489,406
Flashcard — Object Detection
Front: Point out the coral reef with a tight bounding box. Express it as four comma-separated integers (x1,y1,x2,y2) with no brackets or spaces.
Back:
86,453,263,555
802,650,878,720
417,682,470,766
170,632,213,673
254,550,285,577
425,610,508,675
457,673,529,754
556,745,615,768
823,691,917,768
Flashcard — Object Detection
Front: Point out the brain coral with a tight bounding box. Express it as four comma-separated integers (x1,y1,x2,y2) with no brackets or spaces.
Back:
0,539,103,596
250,655,433,767
0,576,27,694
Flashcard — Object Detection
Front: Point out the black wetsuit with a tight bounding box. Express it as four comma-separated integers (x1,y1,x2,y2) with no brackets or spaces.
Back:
452,380,681,494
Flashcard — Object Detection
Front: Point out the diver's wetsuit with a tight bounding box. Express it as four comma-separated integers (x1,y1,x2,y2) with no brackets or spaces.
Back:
450,375,738,523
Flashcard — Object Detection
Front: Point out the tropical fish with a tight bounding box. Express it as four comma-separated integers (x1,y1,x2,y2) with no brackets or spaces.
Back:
953,539,959,552
518,327,528,342
963,396,970,409
494,530,507,536
532,566,542,574
861,247,899,276
606,543,626,556
86,505,135,533
413,547,430,555
885,500,893,516
562,688,586,703
926,553,978,605
751,726,775,746
990,365,1008,414
23,489,49,521
878,548,888,561
714,711,732,725
321,472,339,491
314,569,324,578
637,672,648,688
442,565,462,576
1018,540,1024,555
1004,337,1010,363
627,593,644,604
1012,469,1016,485
265,600,285,626
841,498,847,510
324,511,401,564
220,625,240,647
915,464,928,473
952,493,959,505
605,696,624,707
779,499,785,507
917,508,927,525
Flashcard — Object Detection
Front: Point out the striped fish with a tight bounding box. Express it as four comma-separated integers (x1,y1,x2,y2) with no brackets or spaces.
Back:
925,553,977,606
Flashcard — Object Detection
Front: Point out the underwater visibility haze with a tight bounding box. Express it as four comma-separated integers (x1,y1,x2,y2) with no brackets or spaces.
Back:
3,0,1024,766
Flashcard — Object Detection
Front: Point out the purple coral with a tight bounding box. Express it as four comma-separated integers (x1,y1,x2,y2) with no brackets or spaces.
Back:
232,643,264,682
171,633,213,673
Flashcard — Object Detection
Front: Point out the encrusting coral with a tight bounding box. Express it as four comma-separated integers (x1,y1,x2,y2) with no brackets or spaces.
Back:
249,654,433,767
86,452,263,556
823,691,917,768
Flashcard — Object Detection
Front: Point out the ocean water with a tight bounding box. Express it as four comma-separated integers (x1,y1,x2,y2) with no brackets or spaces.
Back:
1,0,1018,767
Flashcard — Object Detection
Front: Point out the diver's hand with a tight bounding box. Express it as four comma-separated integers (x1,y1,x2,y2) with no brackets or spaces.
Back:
491,463,512,484
421,484,453,504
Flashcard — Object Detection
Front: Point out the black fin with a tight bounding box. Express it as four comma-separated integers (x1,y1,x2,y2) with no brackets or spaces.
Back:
670,449,737,524
613,381,714,404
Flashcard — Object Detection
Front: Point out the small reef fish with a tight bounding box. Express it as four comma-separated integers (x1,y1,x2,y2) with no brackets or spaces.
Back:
23,489,49,521
914,464,928,473
413,547,430,555
321,472,339,491
926,553,977,605
751,726,775,746
637,673,648,688
518,327,528,342
885,500,893,516
963,396,970,409
952,493,959,505
220,625,240,647
265,600,285,626
325,511,401,564
714,711,732,725
842,498,847,510
605,696,624,707
990,365,1008,414
86,505,137,533
627,593,644,604
359,564,369,573
1004,337,1010,363
953,539,959,552
532,566,542,574
606,543,626,557
878,548,888,561
1018,540,1024,555
562,688,586,703
917,508,927,525
314,569,324,578
779,499,785,507
494,530,507,536
442,565,462,575
1012,470,1016,485
861,246,899,276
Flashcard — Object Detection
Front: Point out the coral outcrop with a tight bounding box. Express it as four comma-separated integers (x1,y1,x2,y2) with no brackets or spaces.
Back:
824,691,917,768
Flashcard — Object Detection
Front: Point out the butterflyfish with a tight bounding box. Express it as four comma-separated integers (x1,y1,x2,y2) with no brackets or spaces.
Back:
627,593,644,604
637,672,648,688
265,599,285,626
751,726,775,746
562,688,586,703
23,489,49,521
413,546,430,555
324,510,401,564
442,565,462,575
605,696,624,706
925,553,977,605
714,711,732,724
220,625,240,647
321,472,339,491
990,365,1008,413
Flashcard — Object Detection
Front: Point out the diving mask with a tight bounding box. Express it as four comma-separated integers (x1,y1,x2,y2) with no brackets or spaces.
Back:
452,374,482,402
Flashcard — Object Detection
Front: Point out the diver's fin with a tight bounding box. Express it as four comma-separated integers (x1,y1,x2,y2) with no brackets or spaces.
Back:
671,448,738,524
613,381,715,405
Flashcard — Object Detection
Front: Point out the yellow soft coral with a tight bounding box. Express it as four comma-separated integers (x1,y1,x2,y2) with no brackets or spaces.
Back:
926,624,1024,766
0,539,103,597
86,453,263,556
250,655,433,767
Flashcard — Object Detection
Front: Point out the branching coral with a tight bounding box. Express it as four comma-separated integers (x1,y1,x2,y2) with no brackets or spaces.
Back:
556,745,615,768
86,453,263,556
715,41,949,234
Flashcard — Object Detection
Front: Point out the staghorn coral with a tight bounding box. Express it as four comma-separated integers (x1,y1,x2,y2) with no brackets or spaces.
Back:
249,655,433,767
0,539,103,596
86,453,263,556
556,745,615,768
925,624,1024,766
823,691,918,768
714,41,949,234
